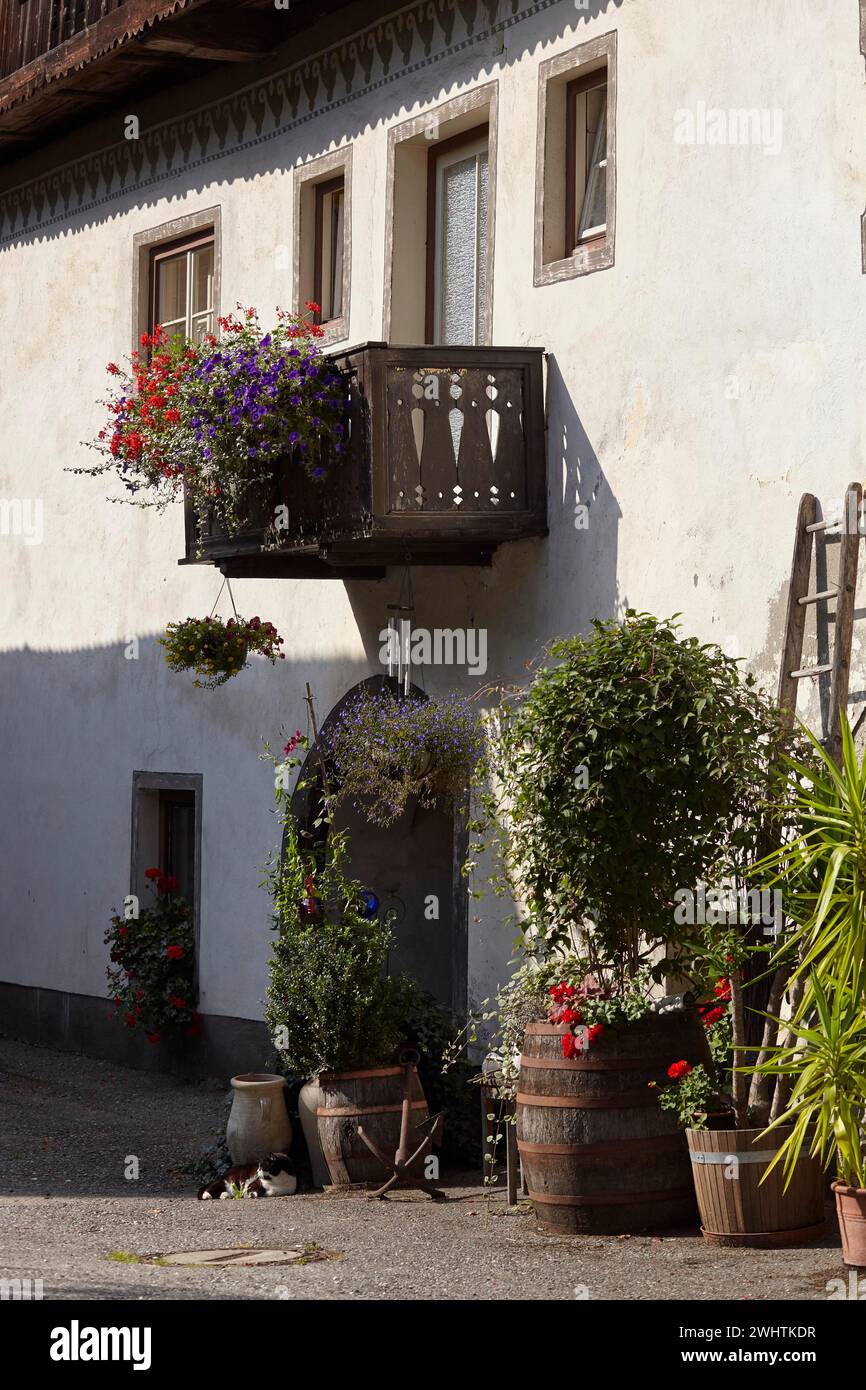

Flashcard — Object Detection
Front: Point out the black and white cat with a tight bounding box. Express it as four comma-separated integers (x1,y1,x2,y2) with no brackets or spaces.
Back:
198,1152,298,1200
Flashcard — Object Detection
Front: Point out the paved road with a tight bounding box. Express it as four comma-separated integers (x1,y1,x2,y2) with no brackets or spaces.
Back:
0,1036,846,1301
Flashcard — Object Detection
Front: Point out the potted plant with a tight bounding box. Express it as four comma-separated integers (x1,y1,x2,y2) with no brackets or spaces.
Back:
159,614,285,688
655,954,826,1246
105,870,200,1045
73,304,347,543
747,716,866,1265
320,685,485,827
263,752,422,1187
471,611,797,1235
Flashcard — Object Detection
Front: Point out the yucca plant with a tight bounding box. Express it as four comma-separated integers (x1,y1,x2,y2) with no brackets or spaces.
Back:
749,979,866,1188
747,713,866,1186
754,713,866,1022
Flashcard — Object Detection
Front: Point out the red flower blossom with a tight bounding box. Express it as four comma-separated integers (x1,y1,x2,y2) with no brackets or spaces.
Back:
157,874,179,894
702,1005,726,1029
667,1060,692,1080
305,300,321,314
714,978,732,1002
125,1013,136,1029
562,1033,576,1059
166,944,184,960
587,1023,604,1044
168,994,187,1010
144,867,161,880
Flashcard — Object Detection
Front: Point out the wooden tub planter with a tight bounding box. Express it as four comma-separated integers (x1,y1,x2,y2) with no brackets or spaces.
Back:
686,1127,826,1247
516,1012,710,1235
316,1065,429,1186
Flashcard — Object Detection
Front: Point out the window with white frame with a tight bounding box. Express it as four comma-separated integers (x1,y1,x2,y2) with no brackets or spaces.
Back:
150,233,215,341
567,70,608,248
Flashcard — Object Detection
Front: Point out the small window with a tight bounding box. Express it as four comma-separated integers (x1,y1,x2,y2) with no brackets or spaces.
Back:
294,149,352,345
131,773,202,926
534,33,616,286
314,177,345,324
566,72,608,249
150,233,215,341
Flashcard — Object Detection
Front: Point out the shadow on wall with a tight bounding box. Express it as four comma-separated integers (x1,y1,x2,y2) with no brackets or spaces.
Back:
345,353,623,682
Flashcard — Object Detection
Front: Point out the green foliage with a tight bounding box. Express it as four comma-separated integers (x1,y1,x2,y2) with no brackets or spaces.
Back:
322,687,486,827
460,955,656,1103
104,877,198,1041
264,808,414,1078
749,716,866,1186
472,612,795,988
654,1063,727,1131
751,979,866,1188
160,614,285,689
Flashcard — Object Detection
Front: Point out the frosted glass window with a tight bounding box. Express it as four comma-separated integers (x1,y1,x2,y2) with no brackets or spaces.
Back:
434,138,489,345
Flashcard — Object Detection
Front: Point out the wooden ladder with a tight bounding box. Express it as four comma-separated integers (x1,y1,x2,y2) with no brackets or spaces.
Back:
778,482,862,763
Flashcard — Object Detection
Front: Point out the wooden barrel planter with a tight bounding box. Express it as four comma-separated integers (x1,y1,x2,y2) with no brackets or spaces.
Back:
517,1012,710,1235
316,1066,429,1186
687,1127,826,1247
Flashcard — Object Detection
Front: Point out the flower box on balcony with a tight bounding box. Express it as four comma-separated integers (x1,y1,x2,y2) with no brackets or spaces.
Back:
181,342,547,578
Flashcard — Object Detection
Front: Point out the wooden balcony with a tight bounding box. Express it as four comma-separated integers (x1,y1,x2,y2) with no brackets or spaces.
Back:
183,343,548,580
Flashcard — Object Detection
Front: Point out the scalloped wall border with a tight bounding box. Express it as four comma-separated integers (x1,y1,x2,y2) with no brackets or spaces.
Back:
0,0,559,248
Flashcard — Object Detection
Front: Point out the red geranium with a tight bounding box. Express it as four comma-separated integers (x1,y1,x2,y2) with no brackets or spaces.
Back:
667,1060,692,1080
166,944,184,960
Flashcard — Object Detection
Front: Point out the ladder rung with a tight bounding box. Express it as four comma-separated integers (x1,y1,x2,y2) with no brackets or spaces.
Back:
790,664,832,678
806,518,845,533
798,586,838,606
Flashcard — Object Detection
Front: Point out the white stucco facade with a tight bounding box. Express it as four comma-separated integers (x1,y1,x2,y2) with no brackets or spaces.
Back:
2,0,865,1043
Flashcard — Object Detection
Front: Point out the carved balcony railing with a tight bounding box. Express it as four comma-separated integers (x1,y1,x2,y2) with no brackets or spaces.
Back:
182,343,548,580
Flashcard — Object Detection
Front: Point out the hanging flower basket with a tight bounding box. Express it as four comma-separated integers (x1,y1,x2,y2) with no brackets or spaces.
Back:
160,614,285,689
74,304,348,539
321,687,486,826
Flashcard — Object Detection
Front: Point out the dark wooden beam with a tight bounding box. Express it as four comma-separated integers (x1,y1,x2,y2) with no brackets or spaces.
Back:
135,9,279,63
217,555,386,580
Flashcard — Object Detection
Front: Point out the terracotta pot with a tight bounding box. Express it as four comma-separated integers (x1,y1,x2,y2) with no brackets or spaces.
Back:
226,1072,292,1164
832,1182,866,1267
298,1079,331,1187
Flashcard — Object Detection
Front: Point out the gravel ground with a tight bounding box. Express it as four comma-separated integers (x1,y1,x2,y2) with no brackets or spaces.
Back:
0,1036,848,1302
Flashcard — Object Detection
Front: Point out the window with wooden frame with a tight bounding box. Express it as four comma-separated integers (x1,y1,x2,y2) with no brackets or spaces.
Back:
313,176,345,325
149,231,215,341
535,33,616,286
294,148,351,345
425,125,490,346
131,772,202,959
566,70,607,251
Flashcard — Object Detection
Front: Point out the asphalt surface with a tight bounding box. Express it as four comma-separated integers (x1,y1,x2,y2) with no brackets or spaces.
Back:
0,1036,847,1301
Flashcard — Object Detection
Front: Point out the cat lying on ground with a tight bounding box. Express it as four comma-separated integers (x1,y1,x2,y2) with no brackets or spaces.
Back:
198,1152,297,1200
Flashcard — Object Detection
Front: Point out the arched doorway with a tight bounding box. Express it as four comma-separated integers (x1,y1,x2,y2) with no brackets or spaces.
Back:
289,676,467,1016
